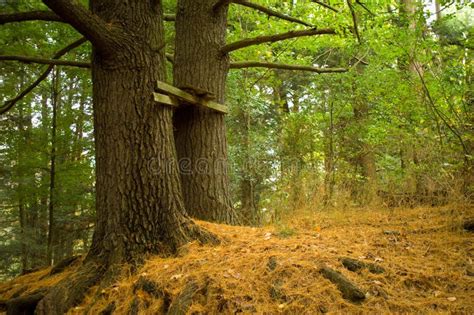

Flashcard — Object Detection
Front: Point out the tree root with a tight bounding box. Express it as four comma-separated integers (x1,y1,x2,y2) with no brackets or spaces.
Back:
0,293,44,315
319,266,366,303
49,255,81,276
8,218,220,314
185,220,220,246
35,259,107,315
167,281,199,315
340,257,385,274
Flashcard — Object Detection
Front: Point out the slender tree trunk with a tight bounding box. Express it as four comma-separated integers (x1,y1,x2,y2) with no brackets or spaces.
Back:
434,0,441,21
399,0,425,201
173,0,237,224
239,107,258,224
46,69,59,266
323,101,335,206
16,89,34,272
37,2,217,313
38,92,50,266
352,65,377,205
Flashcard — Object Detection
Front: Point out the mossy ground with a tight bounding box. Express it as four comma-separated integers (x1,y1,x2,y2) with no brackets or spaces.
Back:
1,204,473,314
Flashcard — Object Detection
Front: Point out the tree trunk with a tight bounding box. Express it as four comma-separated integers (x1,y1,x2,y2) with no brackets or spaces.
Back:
239,108,258,224
46,69,59,266
173,0,237,224
323,101,335,207
16,103,29,273
37,1,217,313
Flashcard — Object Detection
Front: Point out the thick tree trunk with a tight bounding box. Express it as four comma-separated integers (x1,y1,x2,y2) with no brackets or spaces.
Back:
85,0,216,264
173,0,237,224
36,1,217,313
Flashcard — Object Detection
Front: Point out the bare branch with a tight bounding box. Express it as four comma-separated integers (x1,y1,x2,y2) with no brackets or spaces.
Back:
0,10,64,24
311,1,339,13
233,0,313,27
352,56,369,66
42,0,123,54
222,28,336,54
355,0,375,16
230,61,347,73
413,62,470,156
347,0,361,43
0,55,90,68
0,37,87,115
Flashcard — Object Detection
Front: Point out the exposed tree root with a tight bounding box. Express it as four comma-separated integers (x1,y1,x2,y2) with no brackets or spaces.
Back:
32,222,219,315
49,255,81,276
0,288,49,315
319,266,366,303
463,218,474,232
340,257,385,274
35,259,107,314
167,281,199,315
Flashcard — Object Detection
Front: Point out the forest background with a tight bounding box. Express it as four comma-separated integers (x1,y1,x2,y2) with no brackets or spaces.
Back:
0,0,472,280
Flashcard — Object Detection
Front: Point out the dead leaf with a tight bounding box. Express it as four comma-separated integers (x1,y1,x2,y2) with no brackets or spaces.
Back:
170,274,183,280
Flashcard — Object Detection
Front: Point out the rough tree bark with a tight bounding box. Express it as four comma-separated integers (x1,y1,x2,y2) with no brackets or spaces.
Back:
34,0,217,313
173,0,237,224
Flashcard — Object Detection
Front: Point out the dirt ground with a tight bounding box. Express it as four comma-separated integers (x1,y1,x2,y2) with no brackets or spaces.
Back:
1,204,473,314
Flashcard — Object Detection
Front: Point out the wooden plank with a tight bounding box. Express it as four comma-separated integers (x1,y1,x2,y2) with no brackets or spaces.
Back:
156,81,228,114
153,93,179,107
200,99,228,114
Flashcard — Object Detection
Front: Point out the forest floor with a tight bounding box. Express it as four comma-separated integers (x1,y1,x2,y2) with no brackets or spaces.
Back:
1,204,473,314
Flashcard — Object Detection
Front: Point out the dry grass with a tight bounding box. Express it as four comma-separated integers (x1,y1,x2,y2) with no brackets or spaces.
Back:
1,204,473,314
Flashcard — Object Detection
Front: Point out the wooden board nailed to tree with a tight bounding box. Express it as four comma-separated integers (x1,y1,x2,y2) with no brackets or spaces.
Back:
154,81,228,114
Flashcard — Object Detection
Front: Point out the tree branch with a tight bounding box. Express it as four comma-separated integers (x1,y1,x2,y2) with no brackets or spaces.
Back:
413,63,470,156
232,0,313,27
355,0,375,16
0,10,64,24
0,55,90,68
0,37,87,115
222,28,336,54
213,0,231,11
230,61,347,73
41,0,122,54
347,0,361,43
311,1,339,13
